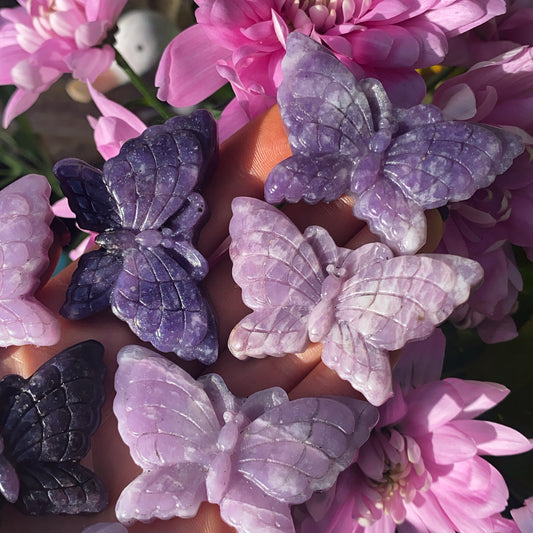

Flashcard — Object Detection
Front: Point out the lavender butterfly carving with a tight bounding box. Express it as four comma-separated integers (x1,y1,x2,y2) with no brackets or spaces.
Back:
228,197,483,406
113,344,378,533
0,174,60,347
0,340,107,515
264,33,524,254
54,111,218,363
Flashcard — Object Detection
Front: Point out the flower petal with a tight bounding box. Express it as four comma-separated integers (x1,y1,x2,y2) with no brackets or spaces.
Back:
155,24,231,107
511,497,533,533
402,381,462,435
444,378,509,418
450,420,533,456
417,424,477,464
68,45,114,82
2,87,39,127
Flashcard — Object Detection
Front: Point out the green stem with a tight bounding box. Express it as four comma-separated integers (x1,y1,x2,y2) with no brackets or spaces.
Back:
113,47,172,121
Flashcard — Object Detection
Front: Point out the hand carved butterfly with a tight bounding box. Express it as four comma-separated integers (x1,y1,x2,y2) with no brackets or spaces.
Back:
0,173,60,347
54,110,219,363
228,197,483,406
264,33,524,254
0,340,107,515
113,344,379,533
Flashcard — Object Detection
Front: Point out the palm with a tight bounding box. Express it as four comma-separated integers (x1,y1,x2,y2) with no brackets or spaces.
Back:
0,107,440,532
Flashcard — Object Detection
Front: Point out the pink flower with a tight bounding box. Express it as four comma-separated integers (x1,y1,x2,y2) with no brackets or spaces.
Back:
432,48,533,342
0,0,128,127
434,46,533,136
156,0,505,139
52,197,96,261
445,0,533,66
297,332,533,532
511,497,533,533
86,84,146,160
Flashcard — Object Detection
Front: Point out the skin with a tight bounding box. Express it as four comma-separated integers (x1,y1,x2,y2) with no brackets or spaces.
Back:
0,105,442,532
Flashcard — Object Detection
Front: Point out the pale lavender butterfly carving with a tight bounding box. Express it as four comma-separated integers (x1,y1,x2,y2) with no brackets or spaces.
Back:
264,33,524,254
0,174,60,347
54,110,218,363
228,197,483,406
113,344,379,533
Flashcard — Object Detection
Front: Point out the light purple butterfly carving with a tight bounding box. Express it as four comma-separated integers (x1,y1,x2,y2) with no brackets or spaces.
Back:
228,197,483,406
264,33,524,254
0,174,60,347
113,344,378,533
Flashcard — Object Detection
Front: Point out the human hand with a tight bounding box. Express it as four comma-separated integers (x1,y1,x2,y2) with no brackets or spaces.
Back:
0,106,442,532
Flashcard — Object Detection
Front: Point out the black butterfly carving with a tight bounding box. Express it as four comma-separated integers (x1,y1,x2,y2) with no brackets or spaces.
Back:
54,110,219,363
0,340,107,515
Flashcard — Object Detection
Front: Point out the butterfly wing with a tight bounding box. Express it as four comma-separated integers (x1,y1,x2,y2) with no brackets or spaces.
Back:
353,177,428,255
53,158,121,232
111,247,217,363
228,197,325,358
0,341,106,513
113,345,221,524
265,33,390,204
321,324,393,406
0,174,60,347
235,396,378,503
16,461,107,515
61,248,123,320
115,464,208,525
383,105,525,209
102,110,217,232
322,252,483,404
220,477,295,533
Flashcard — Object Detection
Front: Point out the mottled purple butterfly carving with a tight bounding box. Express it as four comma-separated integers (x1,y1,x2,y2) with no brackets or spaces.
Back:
264,33,524,254
0,340,107,515
54,111,218,363
0,174,60,347
228,197,483,406
113,344,378,533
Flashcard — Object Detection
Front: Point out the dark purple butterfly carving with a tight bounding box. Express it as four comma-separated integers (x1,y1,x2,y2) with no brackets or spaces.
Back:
0,340,107,515
54,111,218,363
228,197,483,406
113,344,378,533
264,33,524,254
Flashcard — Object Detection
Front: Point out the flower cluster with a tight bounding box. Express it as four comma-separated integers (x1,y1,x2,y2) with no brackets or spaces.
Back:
0,1,532,533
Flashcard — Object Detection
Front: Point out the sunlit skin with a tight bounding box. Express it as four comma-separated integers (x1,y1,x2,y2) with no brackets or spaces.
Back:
0,105,442,532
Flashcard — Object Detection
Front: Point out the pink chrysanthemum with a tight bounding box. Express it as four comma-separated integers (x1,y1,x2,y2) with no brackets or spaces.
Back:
297,332,533,532
0,0,128,127
155,0,506,139
433,46,533,342
511,497,533,533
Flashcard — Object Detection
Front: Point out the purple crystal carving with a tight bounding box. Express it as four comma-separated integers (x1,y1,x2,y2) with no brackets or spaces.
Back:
113,344,378,532
0,340,107,515
0,174,60,347
54,110,219,363
264,33,524,254
228,197,483,406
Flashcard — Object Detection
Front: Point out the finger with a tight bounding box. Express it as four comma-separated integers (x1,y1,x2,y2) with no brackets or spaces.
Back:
208,206,444,399
198,105,292,257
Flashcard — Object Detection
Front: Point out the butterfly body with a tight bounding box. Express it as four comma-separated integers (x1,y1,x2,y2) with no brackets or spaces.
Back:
54,111,219,362
265,34,524,254
0,341,107,515
114,345,378,532
228,197,483,405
